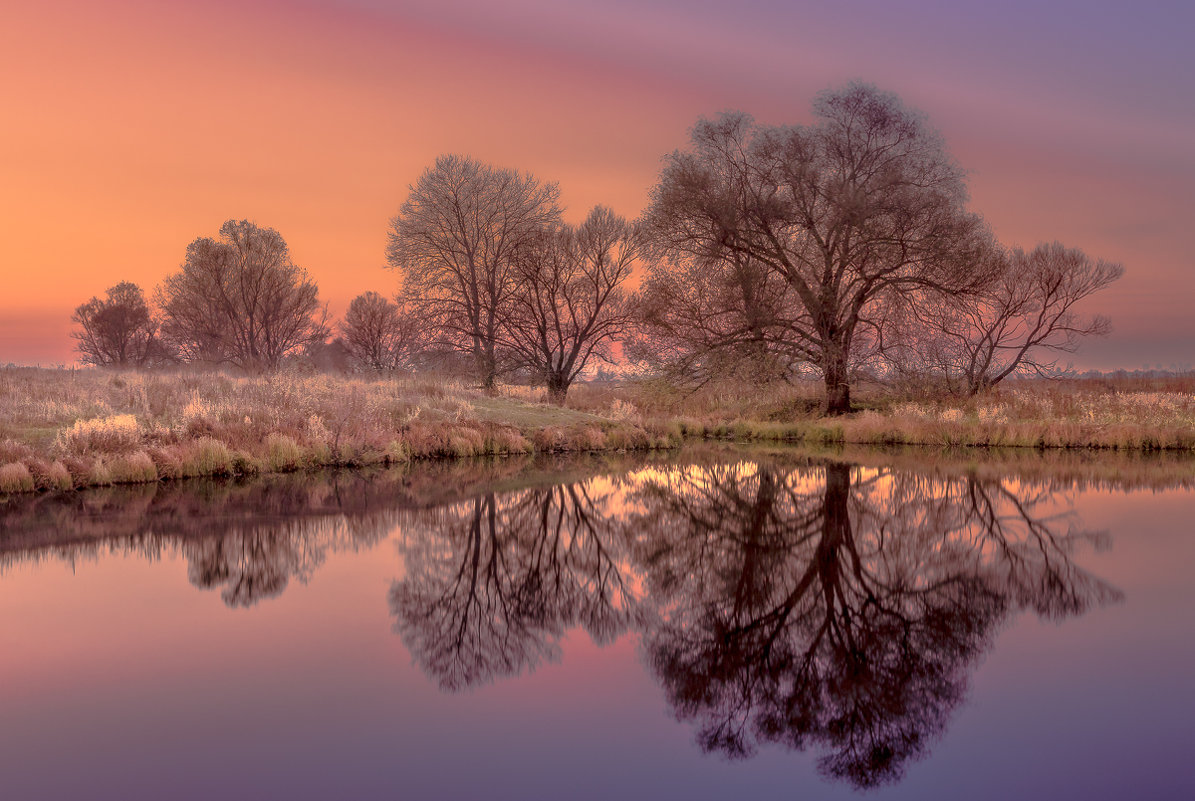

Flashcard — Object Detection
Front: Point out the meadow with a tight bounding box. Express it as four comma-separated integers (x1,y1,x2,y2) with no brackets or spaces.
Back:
3,366,1195,494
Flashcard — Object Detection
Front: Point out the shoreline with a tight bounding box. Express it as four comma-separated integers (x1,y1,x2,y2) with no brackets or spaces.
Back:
4,366,1195,496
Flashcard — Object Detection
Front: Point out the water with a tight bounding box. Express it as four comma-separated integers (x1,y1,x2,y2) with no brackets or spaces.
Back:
1,447,1192,800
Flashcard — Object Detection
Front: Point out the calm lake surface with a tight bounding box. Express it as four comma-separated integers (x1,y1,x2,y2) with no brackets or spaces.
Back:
1,446,1192,800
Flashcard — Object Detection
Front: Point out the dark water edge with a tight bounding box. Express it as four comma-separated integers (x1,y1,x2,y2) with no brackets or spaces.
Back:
1,444,1193,800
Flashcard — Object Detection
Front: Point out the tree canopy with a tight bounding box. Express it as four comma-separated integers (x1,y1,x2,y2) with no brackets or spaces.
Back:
643,82,994,412
387,155,561,389
158,220,328,370
71,281,170,367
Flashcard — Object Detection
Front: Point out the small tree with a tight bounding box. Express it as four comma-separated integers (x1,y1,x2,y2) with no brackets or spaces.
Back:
504,207,639,403
386,155,561,390
71,281,169,367
159,220,328,370
340,291,419,371
880,242,1124,395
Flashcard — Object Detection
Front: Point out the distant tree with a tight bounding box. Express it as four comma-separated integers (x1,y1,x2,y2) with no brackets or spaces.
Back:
643,83,993,414
504,206,639,403
880,243,1124,395
71,281,170,367
386,155,561,390
158,220,328,370
339,291,419,372
302,338,354,373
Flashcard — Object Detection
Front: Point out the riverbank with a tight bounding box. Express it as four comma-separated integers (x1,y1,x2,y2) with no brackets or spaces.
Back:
0,367,678,494
3,366,1195,494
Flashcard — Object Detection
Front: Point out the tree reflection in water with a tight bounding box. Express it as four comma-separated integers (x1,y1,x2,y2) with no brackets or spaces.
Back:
392,459,1121,787
0,472,401,607
0,453,1124,787
391,481,637,691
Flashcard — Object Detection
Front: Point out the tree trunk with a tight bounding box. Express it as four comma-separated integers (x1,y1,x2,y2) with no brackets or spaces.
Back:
822,353,851,416
477,347,498,395
546,374,570,405
821,461,851,553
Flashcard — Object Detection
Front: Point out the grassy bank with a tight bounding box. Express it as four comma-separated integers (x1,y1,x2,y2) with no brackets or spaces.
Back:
0,367,679,494
658,386,1195,452
3,366,1195,495
568,375,1195,452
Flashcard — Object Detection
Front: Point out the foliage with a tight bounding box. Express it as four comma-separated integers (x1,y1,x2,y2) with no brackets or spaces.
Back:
340,291,420,371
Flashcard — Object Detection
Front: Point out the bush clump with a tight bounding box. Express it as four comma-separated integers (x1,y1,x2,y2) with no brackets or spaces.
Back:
0,462,35,493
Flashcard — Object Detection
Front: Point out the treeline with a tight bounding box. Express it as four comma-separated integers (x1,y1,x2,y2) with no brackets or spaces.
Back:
71,82,1124,414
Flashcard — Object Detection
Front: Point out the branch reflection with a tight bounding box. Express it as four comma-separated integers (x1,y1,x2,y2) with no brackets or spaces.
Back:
391,458,1121,787
391,481,637,691
0,472,402,607
628,460,1120,786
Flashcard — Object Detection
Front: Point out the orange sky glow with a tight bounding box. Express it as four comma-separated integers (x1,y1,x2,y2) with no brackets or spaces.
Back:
2,0,1191,369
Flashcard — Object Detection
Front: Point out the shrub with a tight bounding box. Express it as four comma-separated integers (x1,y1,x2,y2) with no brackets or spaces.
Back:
26,459,73,491
105,451,158,484
56,414,142,455
265,434,304,472
180,437,234,477
0,462,34,493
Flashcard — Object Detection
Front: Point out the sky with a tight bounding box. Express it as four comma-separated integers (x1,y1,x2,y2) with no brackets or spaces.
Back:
1,0,1192,369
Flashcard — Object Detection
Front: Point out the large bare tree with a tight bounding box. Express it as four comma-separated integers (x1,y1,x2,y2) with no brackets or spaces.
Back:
158,220,328,370
71,281,170,367
644,83,993,413
386,155,561,390
504,206,639,403
879,242,1124,395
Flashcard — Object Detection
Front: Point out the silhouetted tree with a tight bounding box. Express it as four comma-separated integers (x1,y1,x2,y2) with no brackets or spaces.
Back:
643,83,993,413
71,281,170,366
158,220,329,370
504,207,639,403
880,242,1124,395
627,460,1119,787
387,155,561,390
340,291,419,371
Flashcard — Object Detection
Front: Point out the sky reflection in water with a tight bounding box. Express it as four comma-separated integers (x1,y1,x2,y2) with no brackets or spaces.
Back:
0,448,1191,800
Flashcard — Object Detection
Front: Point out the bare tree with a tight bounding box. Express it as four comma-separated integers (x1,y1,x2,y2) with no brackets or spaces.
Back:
644,83,993,414
339,291,419,372
503,206,639,403
158,220,329,370
71,281,171,367
880,242,1124,395
387,155,561,390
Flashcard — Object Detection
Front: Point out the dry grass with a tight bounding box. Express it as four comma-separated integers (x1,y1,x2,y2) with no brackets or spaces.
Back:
0,367,674,493
844,385,1195,450
562,377,1195,453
